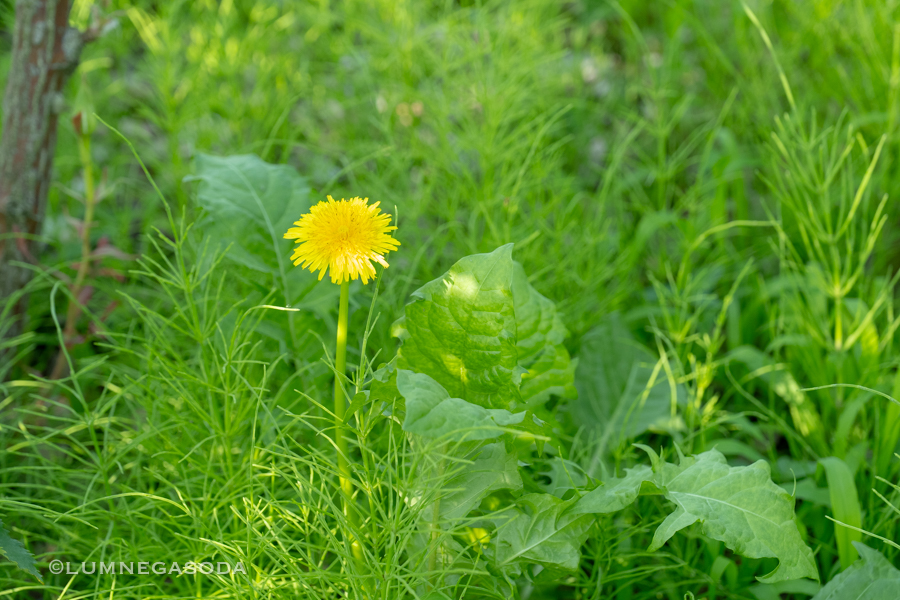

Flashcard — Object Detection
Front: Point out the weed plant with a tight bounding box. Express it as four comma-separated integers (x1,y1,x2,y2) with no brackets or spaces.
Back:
3,1,900,599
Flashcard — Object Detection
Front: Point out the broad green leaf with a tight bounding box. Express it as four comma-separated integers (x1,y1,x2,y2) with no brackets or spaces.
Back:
650,450,819,583
512,262,576,409
570,314,685,440
394,244,520,409
0,519,40,582
570,314,639,421
749,580,822,600
811,543,900,600
819,457,862,569
370,358,400,409
342,391,370,424
441,441,523,520
534,457,590,499
397,370,524,440
491,493,593,575
558,450,817,581
567,465,653,515
186,153,311,282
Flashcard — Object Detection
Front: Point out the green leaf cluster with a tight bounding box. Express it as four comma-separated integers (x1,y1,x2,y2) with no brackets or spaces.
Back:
374,245,818,583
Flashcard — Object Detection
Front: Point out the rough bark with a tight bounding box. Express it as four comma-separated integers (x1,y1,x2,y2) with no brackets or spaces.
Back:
0,0,82,335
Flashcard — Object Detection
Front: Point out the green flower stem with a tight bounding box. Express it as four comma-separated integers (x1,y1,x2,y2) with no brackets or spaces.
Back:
334,279,351,499
333,280,367,581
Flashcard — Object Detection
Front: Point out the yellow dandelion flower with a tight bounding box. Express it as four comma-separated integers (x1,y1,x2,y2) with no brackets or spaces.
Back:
284,195,400,284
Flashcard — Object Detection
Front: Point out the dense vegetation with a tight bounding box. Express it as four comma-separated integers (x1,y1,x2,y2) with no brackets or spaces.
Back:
2,0,900,598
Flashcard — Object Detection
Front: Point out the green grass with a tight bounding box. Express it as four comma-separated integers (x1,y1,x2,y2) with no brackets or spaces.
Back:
3,0,900,598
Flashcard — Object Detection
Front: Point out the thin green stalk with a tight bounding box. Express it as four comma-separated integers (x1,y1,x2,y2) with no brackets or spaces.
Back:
334,279,353,509
333,280,367,584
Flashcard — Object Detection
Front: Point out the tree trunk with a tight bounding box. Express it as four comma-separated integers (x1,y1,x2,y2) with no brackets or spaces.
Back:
0,0,82,337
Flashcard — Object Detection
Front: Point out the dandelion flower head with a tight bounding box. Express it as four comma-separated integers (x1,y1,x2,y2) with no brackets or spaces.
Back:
284,195,400,284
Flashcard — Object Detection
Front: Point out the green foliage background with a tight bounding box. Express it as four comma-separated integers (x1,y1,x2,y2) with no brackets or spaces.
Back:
2,0,900,598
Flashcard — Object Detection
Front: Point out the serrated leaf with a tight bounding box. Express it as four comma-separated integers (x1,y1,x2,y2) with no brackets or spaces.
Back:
343,391,370,424
512,262,576,409
370,359,399,405
441,442,523,520
811,543,900,600
570,314,685,439
567,465,653,515
187,153,311,281
534,456,590,499
394,244,520,409
650,450,819,583
490,493,593,575
510,409,558,456
0,519,41,582
398,370,524,440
